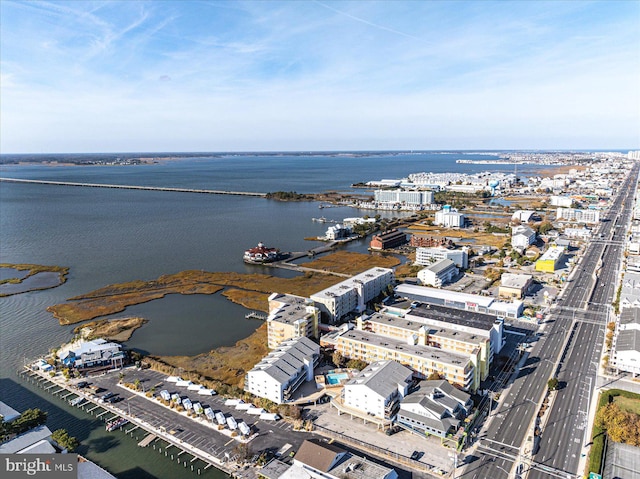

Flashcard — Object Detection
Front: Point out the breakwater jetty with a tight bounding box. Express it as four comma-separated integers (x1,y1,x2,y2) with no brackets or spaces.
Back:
0,177,267,198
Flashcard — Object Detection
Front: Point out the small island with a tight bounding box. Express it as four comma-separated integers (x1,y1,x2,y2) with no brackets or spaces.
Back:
0,263,69,297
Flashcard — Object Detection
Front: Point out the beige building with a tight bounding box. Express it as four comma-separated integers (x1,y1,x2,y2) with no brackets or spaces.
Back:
499,273,533,299
322,318,479,392
267,293,319,349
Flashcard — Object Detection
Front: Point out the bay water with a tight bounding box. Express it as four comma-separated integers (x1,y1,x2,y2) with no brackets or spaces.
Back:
0,152,541,477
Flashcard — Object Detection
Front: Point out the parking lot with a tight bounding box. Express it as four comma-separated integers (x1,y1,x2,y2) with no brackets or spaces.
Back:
77,367,313,462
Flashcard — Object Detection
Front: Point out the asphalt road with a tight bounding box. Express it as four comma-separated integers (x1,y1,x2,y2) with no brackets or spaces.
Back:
459,163,639,479
528,163,639,479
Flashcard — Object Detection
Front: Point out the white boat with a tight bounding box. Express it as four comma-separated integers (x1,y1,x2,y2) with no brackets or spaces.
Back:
259,413,281,421
238,421,251,436
247,407,266,415
226,416,238,430
215,412,226,426
166,376,182,383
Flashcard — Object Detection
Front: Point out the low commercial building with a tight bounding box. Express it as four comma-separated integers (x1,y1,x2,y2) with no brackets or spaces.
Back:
410,235,455,248
511,225,536,250
324,223,351,240
267,293,320,349
415,246,468,269
612,309,640,377
535,246,565,272
370,230,408,250
341,360,413,420
549,195,573,207
556,207,600,224
564,227,592,240
282,438,399,479
418,259,458,287
499,273,534,299
435,205,465,228
311,267,395,323
397,380,472,438
244,337,319,404
395,283,523,320
58,339,124,369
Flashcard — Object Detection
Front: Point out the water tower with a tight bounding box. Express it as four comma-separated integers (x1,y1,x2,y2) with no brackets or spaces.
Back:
489,179,500,196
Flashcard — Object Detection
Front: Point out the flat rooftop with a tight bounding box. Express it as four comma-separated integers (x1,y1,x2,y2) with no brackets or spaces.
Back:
337,329,470,369
269,293,315,325
366,312,485,345
407,304,499,332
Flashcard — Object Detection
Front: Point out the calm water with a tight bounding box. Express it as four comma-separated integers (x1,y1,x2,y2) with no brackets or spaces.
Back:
0,152,553,477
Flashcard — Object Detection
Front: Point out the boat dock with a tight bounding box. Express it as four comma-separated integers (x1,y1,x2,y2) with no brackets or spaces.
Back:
0,178,267,198
18,367,245,477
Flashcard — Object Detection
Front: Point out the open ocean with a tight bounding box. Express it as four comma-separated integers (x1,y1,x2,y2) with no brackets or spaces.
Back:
0,152,550,478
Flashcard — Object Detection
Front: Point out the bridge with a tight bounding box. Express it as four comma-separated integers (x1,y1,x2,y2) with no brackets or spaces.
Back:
0,177,267,197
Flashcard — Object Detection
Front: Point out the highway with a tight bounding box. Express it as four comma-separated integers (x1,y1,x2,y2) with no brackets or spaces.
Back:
459,161,639,479
528,162,639,479
0,177,268,197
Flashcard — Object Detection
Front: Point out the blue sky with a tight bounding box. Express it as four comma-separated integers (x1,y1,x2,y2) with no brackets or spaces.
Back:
1,0,638,153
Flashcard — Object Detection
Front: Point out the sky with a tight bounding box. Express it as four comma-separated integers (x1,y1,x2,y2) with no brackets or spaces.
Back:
1,0,639,153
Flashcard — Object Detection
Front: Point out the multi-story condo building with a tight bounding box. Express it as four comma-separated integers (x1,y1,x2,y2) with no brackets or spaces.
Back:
556,207,600,224
418,259,458,287
267,293,320,349
397,379,472,438
310,267,395,323
434,205,465,228
341,360,413,420
356,311,492,385
415,246,468,269
323,327,476,391
374,189,435,206
244,337,319,404
370,230,407,250
511,224,537,250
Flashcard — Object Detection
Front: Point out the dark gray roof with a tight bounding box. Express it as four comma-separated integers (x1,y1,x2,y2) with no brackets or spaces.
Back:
345,360,412,398
620,308,640,326
0,425,53,454
424,258,456,274
408,304,498,331
616,329,640,352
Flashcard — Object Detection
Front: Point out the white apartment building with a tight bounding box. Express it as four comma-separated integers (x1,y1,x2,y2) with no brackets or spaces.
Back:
267,293,320,349
374,189,435,205
556,207,600,224
549,195,574,207
434,205,466,228
244,337,319,404
341,360,413,420
564,227,592,240
311,267,395,323
415,247,468,269
511,225,536,250
418,259,458,287
511,210,536,222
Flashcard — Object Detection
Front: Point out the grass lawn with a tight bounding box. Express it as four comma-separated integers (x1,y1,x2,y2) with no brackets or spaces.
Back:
613,395,640,415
